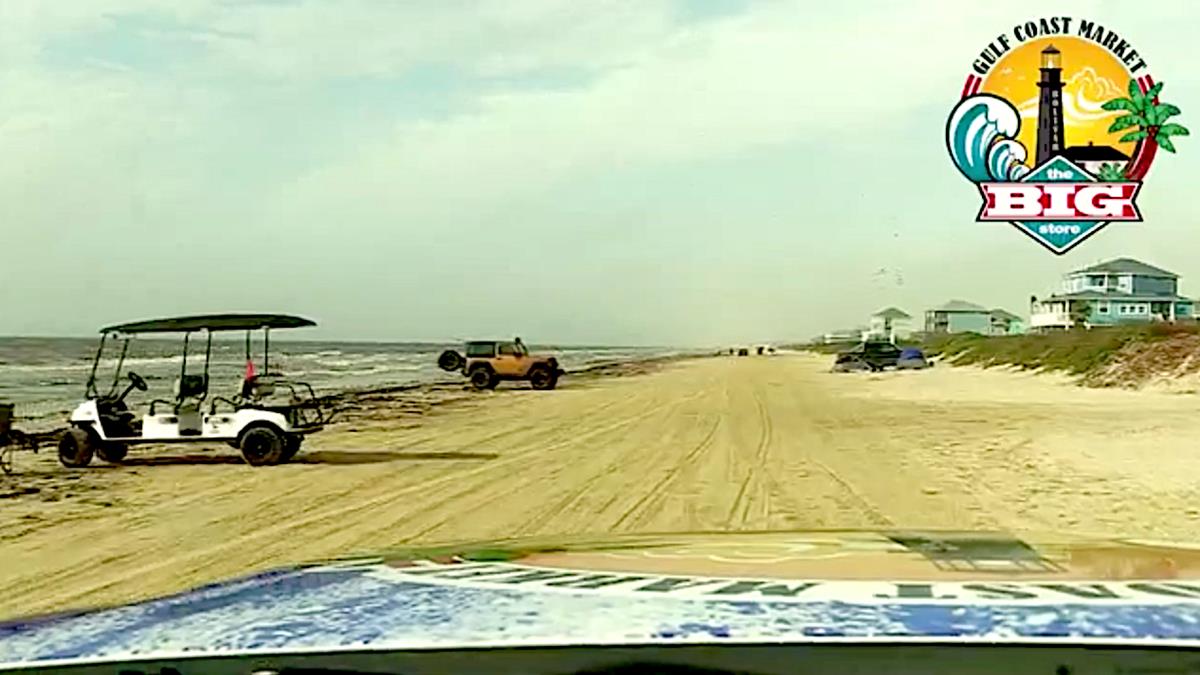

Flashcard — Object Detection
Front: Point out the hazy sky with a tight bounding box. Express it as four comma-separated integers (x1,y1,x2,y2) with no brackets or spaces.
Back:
4,0,1200,345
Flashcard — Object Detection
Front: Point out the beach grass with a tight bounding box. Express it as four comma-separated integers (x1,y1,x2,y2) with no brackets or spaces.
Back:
922,323,1200,377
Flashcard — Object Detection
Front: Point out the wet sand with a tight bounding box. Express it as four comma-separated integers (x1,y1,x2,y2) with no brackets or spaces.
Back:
3,352,1200,619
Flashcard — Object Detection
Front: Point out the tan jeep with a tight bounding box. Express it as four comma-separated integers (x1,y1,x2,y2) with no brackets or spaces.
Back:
437,339,564,390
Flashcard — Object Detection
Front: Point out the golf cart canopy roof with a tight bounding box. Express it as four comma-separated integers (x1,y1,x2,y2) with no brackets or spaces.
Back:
100,313,316,335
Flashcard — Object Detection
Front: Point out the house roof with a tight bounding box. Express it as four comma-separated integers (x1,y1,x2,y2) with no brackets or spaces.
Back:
1070,257,1177,278
872,307,911,319
1060,143,1130,162
930,299,988,313
1043,291,1193,302
989,309,1023,322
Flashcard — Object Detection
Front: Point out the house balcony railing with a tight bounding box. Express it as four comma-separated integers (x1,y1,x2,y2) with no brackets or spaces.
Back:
1030,311,1072,328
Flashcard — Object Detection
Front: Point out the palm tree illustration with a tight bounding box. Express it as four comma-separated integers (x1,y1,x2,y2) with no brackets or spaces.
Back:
1096,163,1126,181
1104,79,1189,180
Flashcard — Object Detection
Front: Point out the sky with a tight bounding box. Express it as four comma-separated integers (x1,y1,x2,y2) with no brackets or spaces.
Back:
3,0,1200,346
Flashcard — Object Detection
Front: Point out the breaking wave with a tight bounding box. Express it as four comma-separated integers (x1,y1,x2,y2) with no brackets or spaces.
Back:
947,94,1031,183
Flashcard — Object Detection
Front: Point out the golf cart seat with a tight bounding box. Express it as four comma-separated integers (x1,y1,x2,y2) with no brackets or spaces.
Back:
169,375,207,436
209,374,279,414
176,401,202,435
98,401,139,438
246,375,275,399
175,375,207,399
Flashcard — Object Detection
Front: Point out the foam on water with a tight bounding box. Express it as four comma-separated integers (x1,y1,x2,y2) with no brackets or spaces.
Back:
0,338,684,431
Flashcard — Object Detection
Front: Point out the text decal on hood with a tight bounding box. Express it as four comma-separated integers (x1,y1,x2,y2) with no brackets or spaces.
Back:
384,560,1200,604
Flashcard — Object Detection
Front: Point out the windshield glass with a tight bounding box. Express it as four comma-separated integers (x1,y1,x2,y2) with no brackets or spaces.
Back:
4,1,1200,646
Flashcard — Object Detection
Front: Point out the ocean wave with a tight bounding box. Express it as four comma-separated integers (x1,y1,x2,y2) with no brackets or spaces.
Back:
947,94,1030,183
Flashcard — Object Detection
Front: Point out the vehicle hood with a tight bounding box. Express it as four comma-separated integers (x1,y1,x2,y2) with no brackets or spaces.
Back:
4,529,1200,668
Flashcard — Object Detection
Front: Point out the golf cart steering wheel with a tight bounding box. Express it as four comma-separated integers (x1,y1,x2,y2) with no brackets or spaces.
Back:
127,371,148,392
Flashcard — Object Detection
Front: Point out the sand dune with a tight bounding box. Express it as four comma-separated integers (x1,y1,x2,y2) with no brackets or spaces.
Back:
2,353,1199,619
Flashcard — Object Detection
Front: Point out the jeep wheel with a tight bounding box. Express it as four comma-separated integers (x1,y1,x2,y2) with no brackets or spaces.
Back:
529,365,557,390
96,443,128,464
239,426,286,466
469,367,496,390
438,350,464,372
280,434,303,462
58,427,96,468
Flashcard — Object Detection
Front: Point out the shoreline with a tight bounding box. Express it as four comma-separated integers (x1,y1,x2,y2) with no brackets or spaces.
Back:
10,352,708,451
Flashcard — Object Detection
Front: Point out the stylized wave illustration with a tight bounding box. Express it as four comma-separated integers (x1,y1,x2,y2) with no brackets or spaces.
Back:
987,139,1028,182
947,94,1030,183
1017,67,1123,123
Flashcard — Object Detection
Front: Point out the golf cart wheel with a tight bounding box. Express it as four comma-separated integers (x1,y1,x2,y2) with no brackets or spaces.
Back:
239,426,286,467
96,443,128,464
437,350,464,372
529,365,557,391
58,427,96,468
280,435,303,462
469,367,496,391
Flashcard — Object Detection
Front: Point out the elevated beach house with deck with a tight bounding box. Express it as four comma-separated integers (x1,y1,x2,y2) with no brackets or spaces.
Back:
1029,258,1194,332
865,307,912,342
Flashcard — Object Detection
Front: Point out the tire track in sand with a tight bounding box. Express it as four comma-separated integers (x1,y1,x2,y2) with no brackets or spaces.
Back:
608,416,723,530
725,384,774,527
395,390,711,542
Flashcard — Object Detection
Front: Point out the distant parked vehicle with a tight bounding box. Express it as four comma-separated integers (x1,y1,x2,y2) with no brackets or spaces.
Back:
896,347,931,370
737,348,750,356
832,339,901,372
756,346,765,355
831,353,872,373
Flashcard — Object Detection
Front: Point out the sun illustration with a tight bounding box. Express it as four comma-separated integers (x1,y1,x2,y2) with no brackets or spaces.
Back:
982,36,1135,160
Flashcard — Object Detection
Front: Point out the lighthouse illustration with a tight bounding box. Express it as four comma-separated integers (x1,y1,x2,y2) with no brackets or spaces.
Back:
1035,44,1065,165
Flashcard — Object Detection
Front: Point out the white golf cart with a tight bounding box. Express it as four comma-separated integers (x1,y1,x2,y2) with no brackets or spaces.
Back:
58,314,330,468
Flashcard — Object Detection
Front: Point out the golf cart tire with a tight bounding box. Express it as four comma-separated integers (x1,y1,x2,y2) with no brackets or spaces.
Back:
438,350,464,372
58,427,96,469
529,365,558,391
469,366,497,391
239,425,287,467
280,434,303,462
96,442,128,464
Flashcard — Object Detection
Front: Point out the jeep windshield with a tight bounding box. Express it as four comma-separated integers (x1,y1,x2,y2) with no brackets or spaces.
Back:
4,2,1200,674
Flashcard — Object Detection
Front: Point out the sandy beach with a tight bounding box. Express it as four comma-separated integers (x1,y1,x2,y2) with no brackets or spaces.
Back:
3,352,1200,619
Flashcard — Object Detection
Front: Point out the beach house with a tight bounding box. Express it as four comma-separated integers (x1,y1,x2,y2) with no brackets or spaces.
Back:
1029,257,1195,332
925,300,1025,336
1060,142,1130,176
989,309,1026,335
865,307,912,342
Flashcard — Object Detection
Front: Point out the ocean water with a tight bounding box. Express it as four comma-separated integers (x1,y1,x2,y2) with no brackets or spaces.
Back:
0,338,683,432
